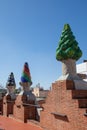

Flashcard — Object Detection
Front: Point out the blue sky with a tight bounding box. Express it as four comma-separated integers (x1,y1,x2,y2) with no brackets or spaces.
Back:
0,0,87,89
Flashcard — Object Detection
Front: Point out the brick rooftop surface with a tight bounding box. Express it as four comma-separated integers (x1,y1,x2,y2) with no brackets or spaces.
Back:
0,116,43,130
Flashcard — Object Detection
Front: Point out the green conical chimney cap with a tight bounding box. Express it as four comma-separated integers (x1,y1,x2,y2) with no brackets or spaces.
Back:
56,24,82,61
63,24,71,31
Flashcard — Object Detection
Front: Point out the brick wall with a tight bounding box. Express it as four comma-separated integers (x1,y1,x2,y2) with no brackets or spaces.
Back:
3,95,15,117
0,99,3,114
13,95,38,123
40,80,87,130
1,80,87,130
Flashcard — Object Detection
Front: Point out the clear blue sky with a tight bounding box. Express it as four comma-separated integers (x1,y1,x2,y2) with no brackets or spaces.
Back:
0,0,87,89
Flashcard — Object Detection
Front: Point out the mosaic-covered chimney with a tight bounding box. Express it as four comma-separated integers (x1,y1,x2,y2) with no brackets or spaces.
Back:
6,72,16,99
19,62,36,101
56,24,82,80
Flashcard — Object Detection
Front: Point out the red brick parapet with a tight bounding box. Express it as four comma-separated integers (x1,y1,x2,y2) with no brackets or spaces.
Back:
13,94,39,123
40,80,87,130
3,95,15,117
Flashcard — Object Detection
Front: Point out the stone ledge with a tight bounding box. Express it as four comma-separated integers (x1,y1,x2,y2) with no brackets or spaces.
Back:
51,112,67,117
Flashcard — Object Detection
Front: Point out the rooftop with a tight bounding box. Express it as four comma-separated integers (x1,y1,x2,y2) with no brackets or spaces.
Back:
0,116,43,130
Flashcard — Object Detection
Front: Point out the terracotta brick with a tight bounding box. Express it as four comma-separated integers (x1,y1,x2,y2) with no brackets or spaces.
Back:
40,80,87,130
3,95,15,117
72,90,87,99
13,95,38,123
0,99,3,115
